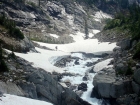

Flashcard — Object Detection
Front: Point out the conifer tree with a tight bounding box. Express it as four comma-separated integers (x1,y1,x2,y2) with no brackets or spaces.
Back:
84,17,89,39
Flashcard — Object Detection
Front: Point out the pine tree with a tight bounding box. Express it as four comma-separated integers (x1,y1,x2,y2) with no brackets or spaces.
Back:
84,17,89,39
0,44,9,72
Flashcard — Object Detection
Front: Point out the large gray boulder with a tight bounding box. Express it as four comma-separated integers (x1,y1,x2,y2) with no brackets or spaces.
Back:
115,63,128,74
20,36,36,53
18,82,37,99
118,39,131,50
91,69,133,99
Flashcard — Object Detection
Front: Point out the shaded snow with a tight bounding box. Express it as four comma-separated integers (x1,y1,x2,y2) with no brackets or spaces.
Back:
0,94,53,105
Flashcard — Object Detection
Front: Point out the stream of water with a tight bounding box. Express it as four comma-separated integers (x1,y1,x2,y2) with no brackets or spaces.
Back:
60,53,102,105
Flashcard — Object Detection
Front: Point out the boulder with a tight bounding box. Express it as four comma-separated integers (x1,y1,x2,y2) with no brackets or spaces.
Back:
133,69,140,85
118,39,131,50
69,85,77,90
75,90,83,97
92,69,133,99
115,63,128,74
85,62,94,67
132,81,140,96
0,81,25,96
91,87,101,99
74,59,79,65
63,79,71,87
82,75,89,81
18,82,37,99
78,83,87,91
20,36,36,53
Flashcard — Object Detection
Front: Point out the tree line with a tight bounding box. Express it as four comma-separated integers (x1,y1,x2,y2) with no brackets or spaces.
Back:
104,4,140,40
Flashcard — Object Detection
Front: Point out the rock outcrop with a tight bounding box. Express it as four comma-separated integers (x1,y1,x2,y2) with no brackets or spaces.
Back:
0,0,105,44
91,68,133,99
0,81,25,96
0,29,36,53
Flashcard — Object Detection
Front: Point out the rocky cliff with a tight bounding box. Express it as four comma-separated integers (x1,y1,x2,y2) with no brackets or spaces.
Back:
0,0,107,44
91,11,140,105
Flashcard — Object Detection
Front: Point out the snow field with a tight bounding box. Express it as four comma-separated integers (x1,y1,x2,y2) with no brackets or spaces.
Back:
14,31,116,73
0,94,53,105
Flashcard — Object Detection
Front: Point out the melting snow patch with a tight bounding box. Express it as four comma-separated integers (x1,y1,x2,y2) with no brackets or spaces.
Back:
94,11,112,22
0,94,53,105
89,30,100,38
50,34,59,38
70,32,85,42
94,11,112,19
94,58,113,72
93,30,100,34
71,53,83,59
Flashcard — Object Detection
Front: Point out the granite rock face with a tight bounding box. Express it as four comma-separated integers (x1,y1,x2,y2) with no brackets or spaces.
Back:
0,81,25,96
0,0,104,44
91,68,133,99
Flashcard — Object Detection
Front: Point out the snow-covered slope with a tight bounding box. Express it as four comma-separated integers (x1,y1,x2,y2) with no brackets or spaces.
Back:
35,32,116,54
14,31,116,73
0,94,53,105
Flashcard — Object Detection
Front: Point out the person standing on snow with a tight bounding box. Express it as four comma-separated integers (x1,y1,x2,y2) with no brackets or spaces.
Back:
55,46,58,51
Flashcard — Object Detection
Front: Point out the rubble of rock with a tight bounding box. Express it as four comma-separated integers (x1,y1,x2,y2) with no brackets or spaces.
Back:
91,36,140,104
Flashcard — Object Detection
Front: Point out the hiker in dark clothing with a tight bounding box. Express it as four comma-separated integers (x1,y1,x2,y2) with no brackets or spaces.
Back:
55,46,58,51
